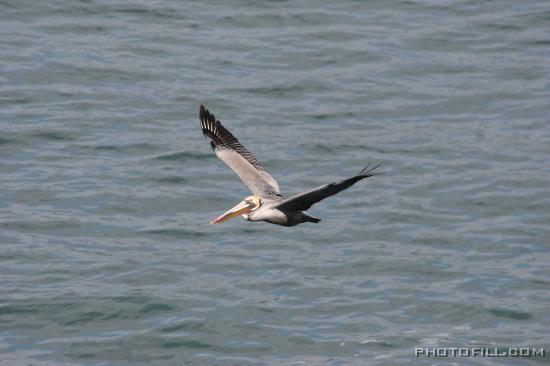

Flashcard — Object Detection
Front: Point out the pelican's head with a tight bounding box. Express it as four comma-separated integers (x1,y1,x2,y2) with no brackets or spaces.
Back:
210,195,261,224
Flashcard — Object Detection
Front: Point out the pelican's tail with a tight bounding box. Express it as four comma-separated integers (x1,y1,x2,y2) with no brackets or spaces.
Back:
302,213,321,223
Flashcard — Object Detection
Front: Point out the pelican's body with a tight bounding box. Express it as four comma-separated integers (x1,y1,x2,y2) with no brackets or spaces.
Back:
242,198,319,226
199,105,381,227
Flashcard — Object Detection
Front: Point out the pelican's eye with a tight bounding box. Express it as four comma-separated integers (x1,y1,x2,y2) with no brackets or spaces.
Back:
253,197,261,208
246,196,261,210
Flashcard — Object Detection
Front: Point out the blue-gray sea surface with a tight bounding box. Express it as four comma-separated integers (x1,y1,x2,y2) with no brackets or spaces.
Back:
1,1,549,365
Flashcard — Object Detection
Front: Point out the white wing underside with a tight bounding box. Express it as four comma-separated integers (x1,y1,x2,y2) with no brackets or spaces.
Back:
215,149,280,198
200,105,282,199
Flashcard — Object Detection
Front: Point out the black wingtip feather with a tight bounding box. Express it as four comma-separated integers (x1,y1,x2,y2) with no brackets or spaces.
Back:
199,105,213,123
199,105,220,141
197,105,268,172
359,163,384,177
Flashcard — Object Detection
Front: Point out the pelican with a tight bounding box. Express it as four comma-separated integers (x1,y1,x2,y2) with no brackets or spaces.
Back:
199,105,381,227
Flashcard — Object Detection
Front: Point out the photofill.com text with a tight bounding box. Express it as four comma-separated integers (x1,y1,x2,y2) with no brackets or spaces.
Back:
415,347,545,357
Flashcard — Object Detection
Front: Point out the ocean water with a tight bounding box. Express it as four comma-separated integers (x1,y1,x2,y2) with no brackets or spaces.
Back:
1,0,549,365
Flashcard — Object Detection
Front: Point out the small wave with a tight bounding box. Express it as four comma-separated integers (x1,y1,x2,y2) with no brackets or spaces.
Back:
139,302,176,314
239,82,329,97
63,311,105,326
306,143,370,153
139,228,209,238
308,111,355,121
0,220,80,232
155,151,212,161
91,143,157,153
114,6,181,19
162,340,211,349
160,322,204,333
156,176,187,184
0,135,18,145
488,308,532,320
32,131,74,141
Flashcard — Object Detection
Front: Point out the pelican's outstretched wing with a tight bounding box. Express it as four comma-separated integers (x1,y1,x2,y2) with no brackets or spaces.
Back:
275,164,381,211
199,105,281,199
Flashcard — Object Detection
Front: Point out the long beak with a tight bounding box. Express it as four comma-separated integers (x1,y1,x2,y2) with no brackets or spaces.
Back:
210,200,253,224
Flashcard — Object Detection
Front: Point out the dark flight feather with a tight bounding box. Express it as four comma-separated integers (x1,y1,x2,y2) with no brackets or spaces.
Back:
275,163,382,212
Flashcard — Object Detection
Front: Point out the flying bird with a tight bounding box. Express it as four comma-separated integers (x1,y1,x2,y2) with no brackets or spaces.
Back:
199,105,381,227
